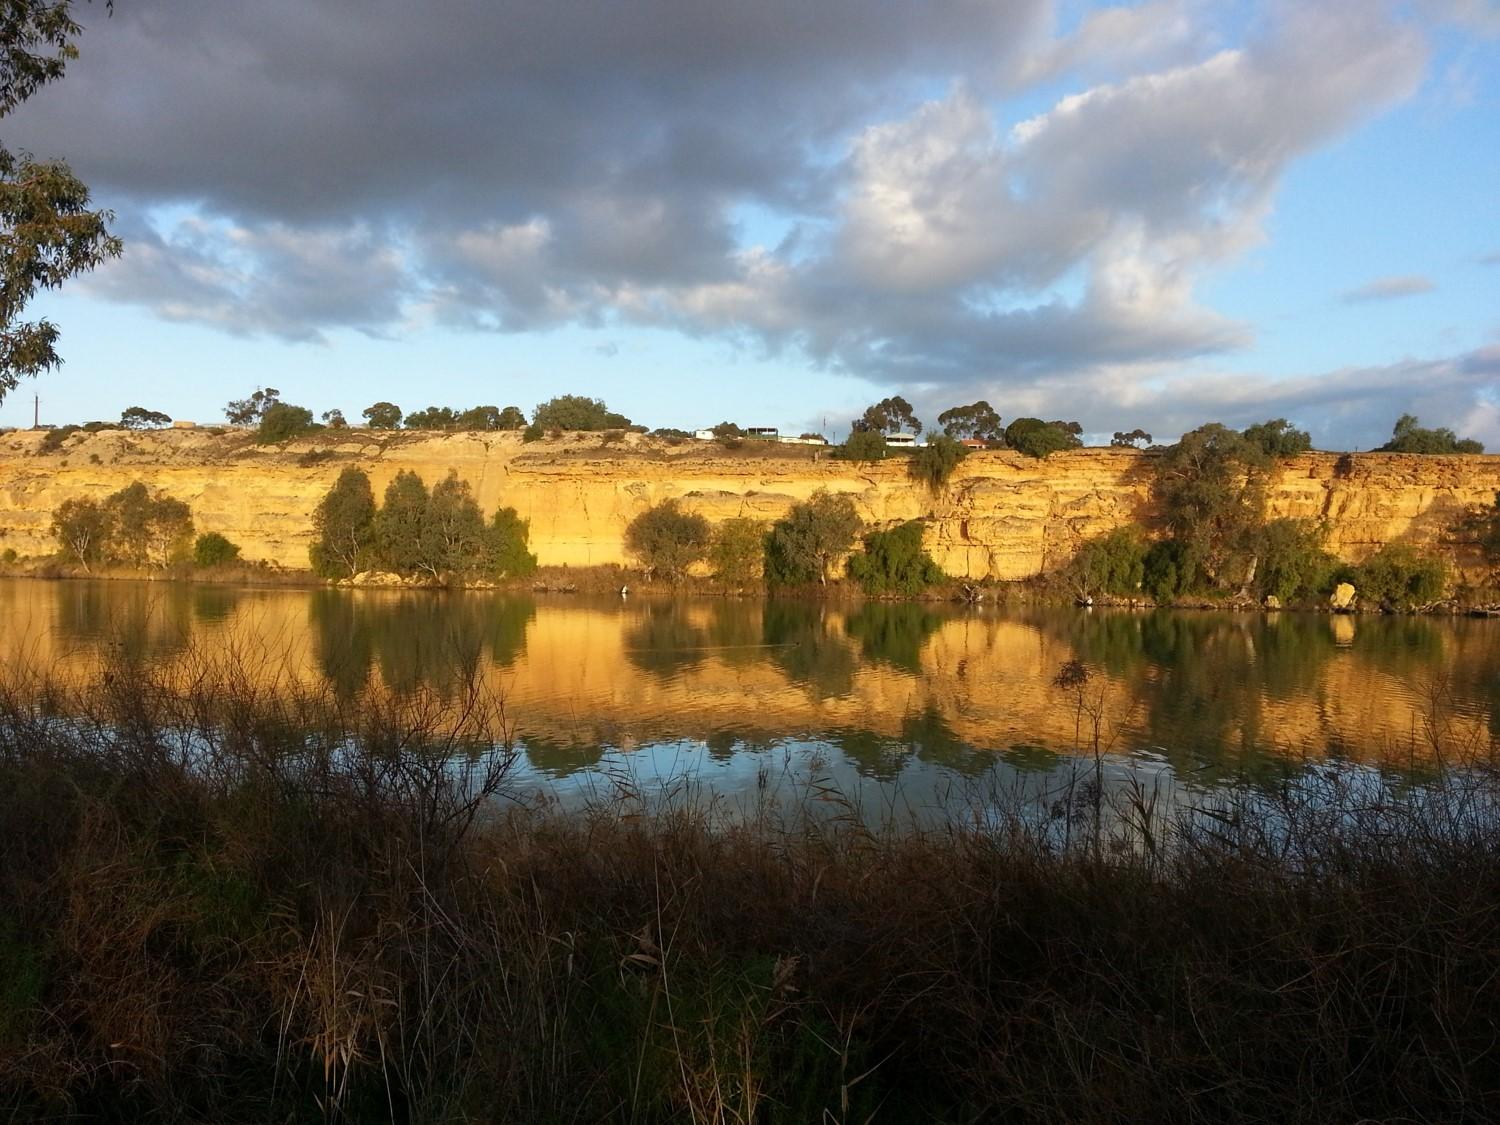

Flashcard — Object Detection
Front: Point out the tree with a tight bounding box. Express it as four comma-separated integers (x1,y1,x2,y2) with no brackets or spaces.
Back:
310,466,376,578
321,408,347,428
937,401,1002,442
1005,417,1083,458
256,402,315,443
1355,544,1447,611
1068,526,1147,597
372,471,430,576
404,405,458,430
0,1,123,406
224,386,280,426
624,499,711,581
1256,518,1337,603
710,421,743,439
120,406,171,429
497,406,527,430
1242,418,1311,457
193,531,241,567
362,401,403,430
842,429,888,462
419,471,491,578
101,481,192,568
765,490,862,586
51,495,112,572
847,520,943,595
708,517,764,589
1377,413,1484,454
533,394,630,432
1150,424,1270,591
909,433,968,491
486,506,537,577
853,395,920,436
1110,429,1152,448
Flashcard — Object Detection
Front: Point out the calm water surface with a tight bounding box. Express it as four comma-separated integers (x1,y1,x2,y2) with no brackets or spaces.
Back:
2,579,1497,818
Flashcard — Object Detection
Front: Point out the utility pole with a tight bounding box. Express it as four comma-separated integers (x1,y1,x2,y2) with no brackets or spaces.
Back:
33,394,38,429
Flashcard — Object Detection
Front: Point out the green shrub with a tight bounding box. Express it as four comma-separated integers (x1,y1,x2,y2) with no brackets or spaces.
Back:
1377,414,1483,455
193,532,241,568
1257,518,1338,603
522,423,544,443
908,434,968,491
1004,418,1082,458
847,521,943,595
1070,527,1147,596
1143,539,1198,601
1355,545,1447,611
256,402,316,443
487,507,538,578
532,395,630,432
1242,418,1312,457
624,500,712,581
310,467,377,578
708,517,765,589
1,547,16,564
841,429,887,462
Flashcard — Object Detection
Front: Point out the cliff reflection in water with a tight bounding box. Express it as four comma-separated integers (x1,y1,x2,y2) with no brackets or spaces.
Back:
4,579,1497,780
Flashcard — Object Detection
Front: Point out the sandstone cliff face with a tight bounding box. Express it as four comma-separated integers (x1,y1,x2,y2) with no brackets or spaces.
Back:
1,428,1496,580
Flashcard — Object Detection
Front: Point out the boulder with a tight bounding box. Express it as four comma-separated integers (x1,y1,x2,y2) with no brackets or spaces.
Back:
1330,582,1356,611
1264,595,1281,610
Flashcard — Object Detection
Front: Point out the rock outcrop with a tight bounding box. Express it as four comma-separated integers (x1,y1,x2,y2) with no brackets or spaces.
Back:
1,428,1496,581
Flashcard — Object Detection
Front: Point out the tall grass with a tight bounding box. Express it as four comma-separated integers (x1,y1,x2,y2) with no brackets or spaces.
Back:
0,650,1496,1122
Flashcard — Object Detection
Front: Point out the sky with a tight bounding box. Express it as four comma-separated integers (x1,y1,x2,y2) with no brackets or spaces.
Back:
1,0,1497,448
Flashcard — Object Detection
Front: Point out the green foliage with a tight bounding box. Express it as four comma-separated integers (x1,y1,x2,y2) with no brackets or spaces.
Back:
847,520,943,595
908,433,968,491
937,400,1002,442
320,408,347,428
1111,429,1152,448
842,428,888,462
50,496,112,572
1257,518,1338,603
651,427,691,441
710,421,743,439
255,402,315,443
708,517,765,589
1377,414,1484,454
497,406,527,430
1069,527,1147,596
404,405,458,429
192,532,241,568
1142,539,1198,601
372,470,430,576
119,406,171,429
1355,544,1447,611
1004,417,1083,458
1150,423,1270,589
100,481,193,568
1,548,15,564
532,394,631,432
362,401,403,429
487,507,537,578
1242,418,1312,457
624,499,711,581
522,423,544,443
38,424,77,452
1459,491,1500,577
419,471,491,578
310,467,376,578
224,386,279,426
765,490,863,586
0,4,122,405
853,395,920,436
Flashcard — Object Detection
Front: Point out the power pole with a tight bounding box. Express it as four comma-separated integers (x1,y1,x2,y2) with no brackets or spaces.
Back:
33,394,39,429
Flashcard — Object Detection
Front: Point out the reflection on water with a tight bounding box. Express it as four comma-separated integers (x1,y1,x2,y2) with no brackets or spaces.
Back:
3,578,1498,805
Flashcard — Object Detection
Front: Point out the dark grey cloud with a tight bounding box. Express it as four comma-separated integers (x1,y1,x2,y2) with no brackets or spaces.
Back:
3,0,1457,417
1340,275,1437,303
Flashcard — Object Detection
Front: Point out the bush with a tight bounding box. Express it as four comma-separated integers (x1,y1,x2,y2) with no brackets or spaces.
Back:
38,425,79,453
1355,545,1447,611
624,500,711,581
0,547,15,564
101,482,194,569
1069,527,1147,597
522,423,544,443
256,402,316,443
908,434,968,491
841,429,887,462
532,395,631,432
1257,518,1338,603
1143,539,1198,601
487,507,538,579
1004,418,1082,458
1377,414,1483,455
1150,424,1269,590
1242,418,1311,457
765,491,862,586
192,532,241,567
848,521,943,595
708,518,765,589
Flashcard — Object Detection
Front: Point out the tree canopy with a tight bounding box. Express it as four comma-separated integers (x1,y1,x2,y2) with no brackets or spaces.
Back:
853,395,921,436
225,387,280,426
624,499,711,581
120,406,171,429
0,1,122,405
937,401,1002,443
1242,418,1312,457
533,394,631,432
1004,418,1082,458
765,490,862,586
1377,414,1484,455
362,401,403,429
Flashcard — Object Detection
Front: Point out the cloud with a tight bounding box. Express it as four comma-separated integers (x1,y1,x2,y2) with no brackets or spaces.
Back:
1479,251,1500,266
1340,275,1438,303
8,0,1443,403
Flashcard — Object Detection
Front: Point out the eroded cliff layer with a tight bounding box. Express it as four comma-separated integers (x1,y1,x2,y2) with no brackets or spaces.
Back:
1,428,1496,580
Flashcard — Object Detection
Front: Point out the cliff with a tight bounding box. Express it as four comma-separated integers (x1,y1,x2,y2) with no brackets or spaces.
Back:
1,428,1497,580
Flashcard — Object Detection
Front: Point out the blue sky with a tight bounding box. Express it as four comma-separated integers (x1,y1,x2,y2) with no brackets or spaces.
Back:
2,0,1497,448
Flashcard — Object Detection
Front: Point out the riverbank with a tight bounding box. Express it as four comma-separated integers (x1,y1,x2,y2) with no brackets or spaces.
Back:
1,663,1496,1122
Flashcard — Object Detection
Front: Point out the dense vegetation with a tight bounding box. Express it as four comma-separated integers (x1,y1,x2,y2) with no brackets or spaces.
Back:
847,520,944,595
51,482,198,572
308,467,536,582
623,500,711,582
765,491,862,587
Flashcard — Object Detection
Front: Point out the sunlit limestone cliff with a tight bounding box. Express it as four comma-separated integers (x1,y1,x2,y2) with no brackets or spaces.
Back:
1,428,1497,580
